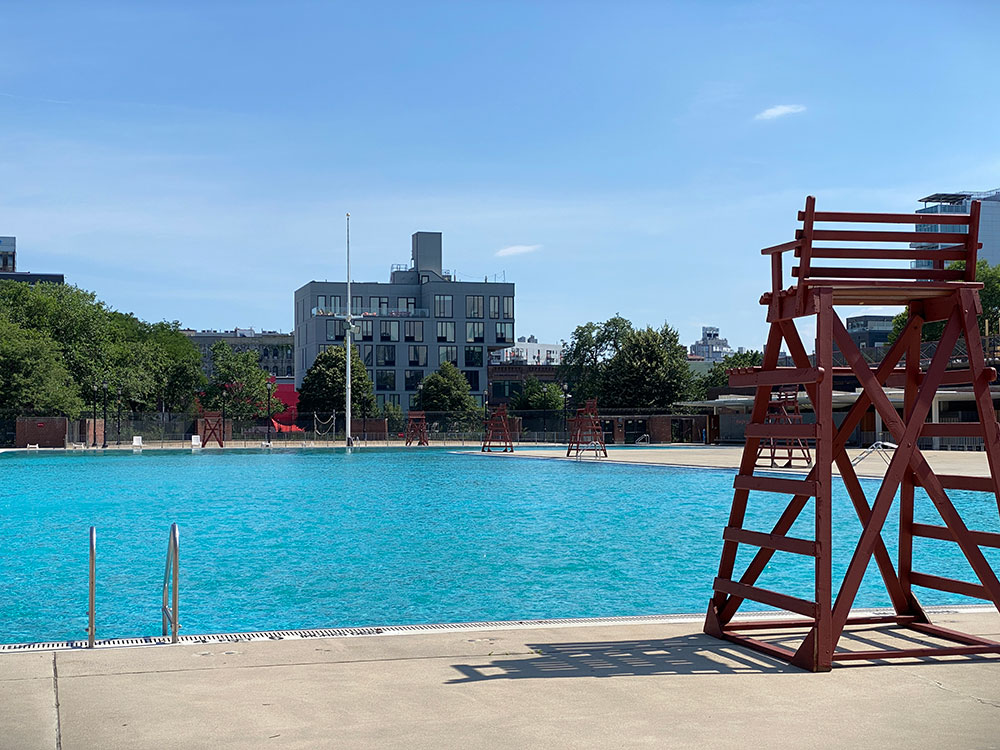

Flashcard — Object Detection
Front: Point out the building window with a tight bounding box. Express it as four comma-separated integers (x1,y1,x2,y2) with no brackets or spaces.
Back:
466,295,484,318
466,322,484,343
380,320,400,342
437,321,455,342
326,319,345,341
362,345,373,366
439,345,458,366
330,296,342,313
434,294,453,317
495,322,514,344
370,296,390,315
352,296,363,315
404,320,423,342
489,296,500,319
360,319,374,341
420,274,429,284
408,345,427,367
409,393,421,408
405,370,423,391
398,297,416,312
376,369,396,391
463,370,480,392
464,346,483,367
376,345,396,366
503,296,514,319
317,295,326,311
492,380,522,399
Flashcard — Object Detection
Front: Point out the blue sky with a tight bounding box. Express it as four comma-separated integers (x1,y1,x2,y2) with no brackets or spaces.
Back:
2,1,999,351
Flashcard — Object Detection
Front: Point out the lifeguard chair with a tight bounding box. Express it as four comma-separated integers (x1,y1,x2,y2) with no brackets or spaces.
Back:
752,383,812,467
706,196,1000,671
567,399,607,458
405,411,429,446
482,404,514,452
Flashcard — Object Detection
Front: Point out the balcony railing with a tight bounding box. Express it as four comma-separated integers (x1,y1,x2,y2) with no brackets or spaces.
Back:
311,306,429,318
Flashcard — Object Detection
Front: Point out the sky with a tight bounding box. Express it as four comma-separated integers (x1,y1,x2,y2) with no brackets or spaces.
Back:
2,0,999,352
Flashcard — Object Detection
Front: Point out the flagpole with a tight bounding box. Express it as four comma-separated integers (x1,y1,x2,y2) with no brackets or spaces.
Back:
345,212,353,448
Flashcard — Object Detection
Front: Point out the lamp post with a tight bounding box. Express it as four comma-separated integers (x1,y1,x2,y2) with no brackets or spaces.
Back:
562,383,569,438
101,380,108,449
91,384,98,448
345,212,353,448
483,386,489,433
265,380,274,444
116,386,122,446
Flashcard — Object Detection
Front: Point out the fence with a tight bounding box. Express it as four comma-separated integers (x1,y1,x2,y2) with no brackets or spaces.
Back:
0,409,718,448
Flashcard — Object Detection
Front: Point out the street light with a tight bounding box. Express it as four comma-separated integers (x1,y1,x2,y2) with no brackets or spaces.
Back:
91,383,98,448
483,386,489,429
265,379,274,444
562,383,569,439
101,380,108,449
116,386,123,446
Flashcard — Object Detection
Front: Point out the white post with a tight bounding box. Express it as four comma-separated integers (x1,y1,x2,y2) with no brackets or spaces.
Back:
345,213,353,448
931,396,940,451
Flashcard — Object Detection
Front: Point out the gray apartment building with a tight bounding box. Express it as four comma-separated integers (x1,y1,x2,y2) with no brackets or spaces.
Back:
293,231,515,409
913,189,1000,269
0,236,65,284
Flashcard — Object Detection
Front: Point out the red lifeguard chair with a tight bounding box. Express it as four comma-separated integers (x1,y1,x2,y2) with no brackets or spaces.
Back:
405,411,429,446
200,411,224,448
482,404,514,452
706,196,1000,671
566,399,607,458
752,383,812,467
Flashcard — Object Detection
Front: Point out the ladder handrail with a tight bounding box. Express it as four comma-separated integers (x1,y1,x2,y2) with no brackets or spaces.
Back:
161,523,179,643
88,526,96,648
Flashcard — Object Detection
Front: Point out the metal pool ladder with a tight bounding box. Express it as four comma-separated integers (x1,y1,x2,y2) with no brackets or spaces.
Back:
161,523,179,643
87,526,96,647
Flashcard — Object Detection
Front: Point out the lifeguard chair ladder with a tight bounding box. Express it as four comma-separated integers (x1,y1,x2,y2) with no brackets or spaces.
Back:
405,411,429,446
482,404,514,452
567,399,608,458
706,196,1000,671
753,384,812,468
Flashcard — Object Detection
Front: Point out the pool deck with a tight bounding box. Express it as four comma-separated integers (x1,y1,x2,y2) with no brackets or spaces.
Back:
499,444,998,481
2,609,998,749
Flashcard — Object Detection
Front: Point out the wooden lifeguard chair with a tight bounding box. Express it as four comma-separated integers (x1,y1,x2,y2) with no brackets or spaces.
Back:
567,399,608,458
200,411,224,448
753,383,812,467
405,411,429,446
482,404,514,452
706,196,1000,671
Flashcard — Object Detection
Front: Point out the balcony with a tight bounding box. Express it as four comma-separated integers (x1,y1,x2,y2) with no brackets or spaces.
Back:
311,306,429,318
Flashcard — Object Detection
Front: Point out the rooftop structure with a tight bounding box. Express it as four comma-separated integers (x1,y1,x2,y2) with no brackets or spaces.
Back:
0,236,65,285
844,314,894,350
913,188,1000,268
293,231,515,408
689,326,734,362
489,335,562,366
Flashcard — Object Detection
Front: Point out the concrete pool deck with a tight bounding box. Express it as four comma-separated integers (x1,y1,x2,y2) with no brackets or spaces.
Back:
2,609,998,749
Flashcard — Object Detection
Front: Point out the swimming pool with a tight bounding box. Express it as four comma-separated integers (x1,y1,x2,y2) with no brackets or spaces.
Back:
1,448,997,644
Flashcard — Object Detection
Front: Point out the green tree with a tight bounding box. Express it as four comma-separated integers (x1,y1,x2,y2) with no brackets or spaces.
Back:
297,344,376,416
559,315,635,401
0,315,84,416
510,376,564,411
414,362,480,427
201,340,274,419
599,323,695,408
381,401,405,433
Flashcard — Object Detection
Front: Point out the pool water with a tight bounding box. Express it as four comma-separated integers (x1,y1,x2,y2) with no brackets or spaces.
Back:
1,448,997,644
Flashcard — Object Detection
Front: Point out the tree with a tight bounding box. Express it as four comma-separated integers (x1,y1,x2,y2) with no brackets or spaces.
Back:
559,315,634,401
510,376,564,411
600,323,695,408
699,350,764,394
297,344,376,417
414,362,480,427
0,315,84,416
200,340,274,419
381,401,405,433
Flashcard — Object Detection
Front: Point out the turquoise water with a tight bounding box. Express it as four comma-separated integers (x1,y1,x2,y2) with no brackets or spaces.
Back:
1,448,997,644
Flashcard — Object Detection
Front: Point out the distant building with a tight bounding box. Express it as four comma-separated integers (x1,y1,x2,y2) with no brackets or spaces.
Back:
293,231,515,409
182,328,294,382
845,315,894,350
0,237,64,285
487,364,562,406
689,326,734,362
913,189,1000,269
489,335,562,366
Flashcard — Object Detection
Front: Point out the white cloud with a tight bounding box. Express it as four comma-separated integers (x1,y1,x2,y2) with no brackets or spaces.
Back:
755,104,806,121
495,244,542,257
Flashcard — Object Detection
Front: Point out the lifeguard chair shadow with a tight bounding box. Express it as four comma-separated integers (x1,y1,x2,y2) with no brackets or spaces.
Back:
706,196,1000,671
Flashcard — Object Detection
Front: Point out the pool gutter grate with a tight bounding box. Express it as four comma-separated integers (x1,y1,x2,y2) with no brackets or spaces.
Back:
0,605,990,653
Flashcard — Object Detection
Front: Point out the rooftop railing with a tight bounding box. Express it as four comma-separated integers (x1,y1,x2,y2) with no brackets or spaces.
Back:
311,306,430,318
